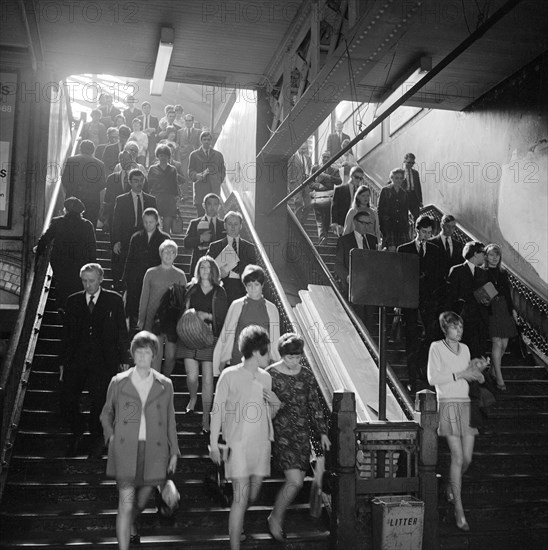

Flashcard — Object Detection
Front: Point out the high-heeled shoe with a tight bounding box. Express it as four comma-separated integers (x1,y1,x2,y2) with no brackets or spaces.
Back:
454,510,470,531
496,383,507,392
129,533,141,545
445,486,454,504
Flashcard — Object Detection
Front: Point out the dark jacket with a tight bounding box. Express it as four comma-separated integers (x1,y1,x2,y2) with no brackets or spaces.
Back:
111,191,157,249
185,282,228,337
183,216,226,277
430,234,464,278
331,183,355,226
63,288,130,371
335,232,378,294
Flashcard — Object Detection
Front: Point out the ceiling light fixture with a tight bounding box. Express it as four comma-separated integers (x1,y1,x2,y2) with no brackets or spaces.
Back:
375,56,432,117
150,27,174,96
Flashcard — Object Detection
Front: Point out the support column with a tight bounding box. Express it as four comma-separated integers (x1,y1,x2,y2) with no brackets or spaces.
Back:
416,390,439,550
254,88,290,272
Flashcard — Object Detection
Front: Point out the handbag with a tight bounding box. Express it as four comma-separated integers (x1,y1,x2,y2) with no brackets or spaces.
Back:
177,308,214,349
310,189,334,206
309,456,325,518
155,478,180,518
473,282,498,305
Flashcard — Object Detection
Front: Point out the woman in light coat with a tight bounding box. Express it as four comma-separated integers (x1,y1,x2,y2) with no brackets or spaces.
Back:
101,331,180,549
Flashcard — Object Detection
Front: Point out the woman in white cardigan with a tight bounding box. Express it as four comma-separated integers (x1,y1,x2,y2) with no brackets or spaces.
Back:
213,265,280,375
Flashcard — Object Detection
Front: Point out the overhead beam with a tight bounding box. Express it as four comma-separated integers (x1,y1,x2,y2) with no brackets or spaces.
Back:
258,0,425,159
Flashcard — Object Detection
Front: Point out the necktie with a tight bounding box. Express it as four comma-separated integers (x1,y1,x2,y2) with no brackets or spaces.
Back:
361,234,369,249
419,243,425,257
136,194,143,225
123,171,128,192
408,170,414,191
209,218,215,235
88,294,95,313
445,237,452,258
144,115,149,130
187,128,191,139
232,239,240,273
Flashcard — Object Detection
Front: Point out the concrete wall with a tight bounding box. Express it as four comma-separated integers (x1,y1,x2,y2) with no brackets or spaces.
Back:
215,88,257,220
361,54,548,297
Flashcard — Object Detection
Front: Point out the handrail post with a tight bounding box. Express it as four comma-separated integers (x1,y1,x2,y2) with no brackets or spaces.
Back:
330,391,357,550
416,390,439,550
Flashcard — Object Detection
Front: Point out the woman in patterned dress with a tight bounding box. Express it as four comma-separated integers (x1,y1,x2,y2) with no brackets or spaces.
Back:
266,333,331,541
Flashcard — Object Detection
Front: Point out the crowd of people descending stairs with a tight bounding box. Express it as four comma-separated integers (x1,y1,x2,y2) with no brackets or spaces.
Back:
7,106,546,548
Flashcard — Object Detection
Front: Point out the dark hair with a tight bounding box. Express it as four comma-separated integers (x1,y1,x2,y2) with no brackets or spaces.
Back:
242,264,265,285
107,126,119,136
351,185,371,209
142,207,159,221
239,325,270,359
439,311,463,333
415,214,435,230
404,153,416,161
353,210,370,223
155,144,171,158
128,169,145,181
278,333,304,356
462,240,485,260
132,118,142,129
200,131,212,141
441,214,456,225
203,193,221,206
131,330,159,358
193,255,221,285
80,140,95,155
484,243,502,268
141,101,151,108
90,109,102,119
118,125,131,139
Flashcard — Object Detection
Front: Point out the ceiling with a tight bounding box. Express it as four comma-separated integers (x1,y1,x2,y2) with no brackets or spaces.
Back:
2,0,547,157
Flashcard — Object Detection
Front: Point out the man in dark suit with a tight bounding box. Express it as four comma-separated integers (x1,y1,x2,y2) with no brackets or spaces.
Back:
189,131,226,217
101,125,131,175
430,213,464,279
158,109,182,139
207,211,257,305
184,193,225,278
446,241,489,359
331,166,366,233
310,150,342,244
397,215,445,393
334,210,378,333
177,114,202,176
137,101,160,166
61,139,106,229
98,93,121,129
123,207,169,328
122,94,142,128
287,142,312,223
95,126,119,161
326,121,351,156
60,263,130,457
402,153,423,220
111,169,156,289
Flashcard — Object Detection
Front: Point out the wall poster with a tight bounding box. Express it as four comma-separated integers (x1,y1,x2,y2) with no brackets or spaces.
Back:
0,72,17,228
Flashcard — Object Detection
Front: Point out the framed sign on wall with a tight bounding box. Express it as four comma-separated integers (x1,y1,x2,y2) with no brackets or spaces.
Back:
0,72,17,228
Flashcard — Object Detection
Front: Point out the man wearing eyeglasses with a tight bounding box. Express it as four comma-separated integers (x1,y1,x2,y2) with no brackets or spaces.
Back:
335,211,378,333
331,166,365,236
402,153,423,220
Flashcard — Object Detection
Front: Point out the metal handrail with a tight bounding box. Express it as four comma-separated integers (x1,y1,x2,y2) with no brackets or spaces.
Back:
0,104,84,499
286,206,415,419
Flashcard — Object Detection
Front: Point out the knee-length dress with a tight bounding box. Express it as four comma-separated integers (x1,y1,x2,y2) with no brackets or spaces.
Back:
486,267,517,338
268,366,328,471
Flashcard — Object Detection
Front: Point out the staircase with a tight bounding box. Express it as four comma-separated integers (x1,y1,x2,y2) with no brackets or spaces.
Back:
0,192,330,548
299,208,548,549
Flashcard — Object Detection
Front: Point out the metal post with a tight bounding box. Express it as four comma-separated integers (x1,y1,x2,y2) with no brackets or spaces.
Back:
378,306,387,421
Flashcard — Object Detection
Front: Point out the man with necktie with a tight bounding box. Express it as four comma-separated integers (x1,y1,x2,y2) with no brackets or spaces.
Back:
430,214,464,279
111,169,156,291
334,211,379,333
398,215,445,393
138,101,160,166
184,193,226,278
60,263,130,458
326,121,351,156
402,153,423,220
177,114,202,176
207,211,257,305
446,241,489,359
287,142,312,223
189,131,226,217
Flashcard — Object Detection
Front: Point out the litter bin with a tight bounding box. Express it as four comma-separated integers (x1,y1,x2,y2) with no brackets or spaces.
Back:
371,495,424,550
